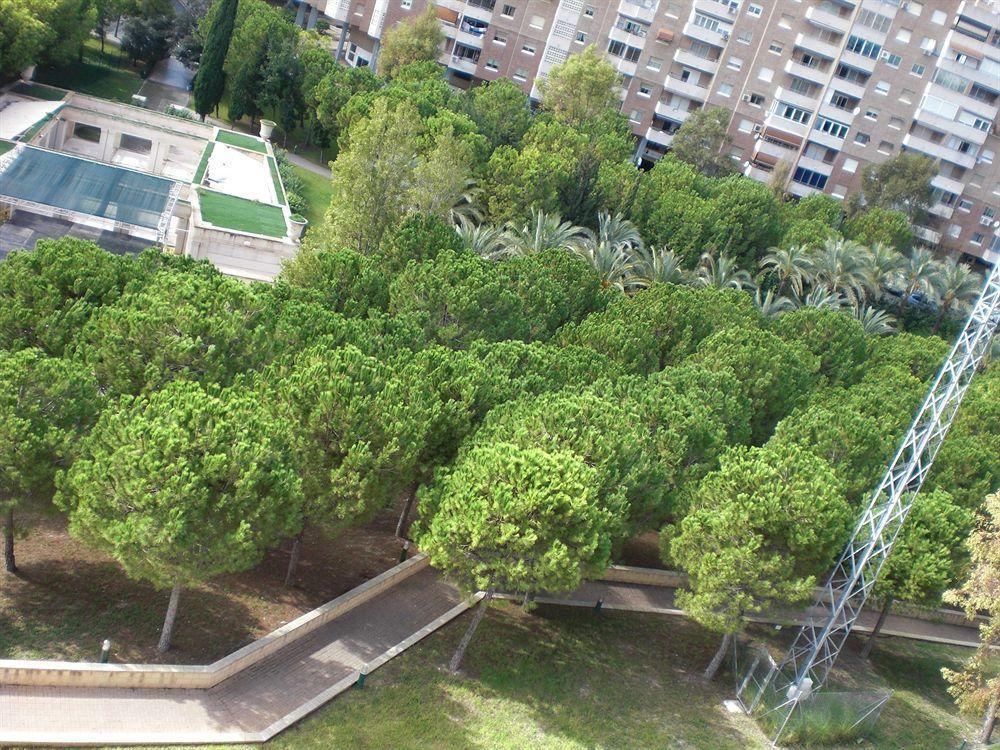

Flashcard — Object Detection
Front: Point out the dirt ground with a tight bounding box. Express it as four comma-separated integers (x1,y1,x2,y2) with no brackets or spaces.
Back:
0,504,405,665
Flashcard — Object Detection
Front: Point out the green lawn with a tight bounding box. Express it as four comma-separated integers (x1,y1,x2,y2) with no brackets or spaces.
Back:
197,189,287,238
216,130,268,154
193,142,215,184
268,158,286,206
33,37,142,103
0,140,14,156
11,82,67,101
289,164,333,228
121,605,977,750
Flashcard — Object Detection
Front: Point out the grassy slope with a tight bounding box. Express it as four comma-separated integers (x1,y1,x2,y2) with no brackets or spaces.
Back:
288,164,333,228
34,37,142,103
123,604,977,750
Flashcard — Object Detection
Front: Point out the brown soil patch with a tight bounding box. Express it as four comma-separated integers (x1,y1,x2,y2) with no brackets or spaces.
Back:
0,503,405,665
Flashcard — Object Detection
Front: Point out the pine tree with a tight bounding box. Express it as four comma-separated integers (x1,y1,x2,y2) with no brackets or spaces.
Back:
193,0,237,118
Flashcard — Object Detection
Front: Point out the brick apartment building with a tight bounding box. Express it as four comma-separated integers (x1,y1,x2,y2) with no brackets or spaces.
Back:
303,0,1000,267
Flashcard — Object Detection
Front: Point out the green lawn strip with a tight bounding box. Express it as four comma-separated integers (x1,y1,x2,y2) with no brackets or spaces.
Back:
193,142,215,185
289,164,333,228
268,157,286,205
0,140,15,156
121,606,976,750
10,82,67,101
215,130,268,154
33,39,142,103
17,108,62,142
197,188,287,238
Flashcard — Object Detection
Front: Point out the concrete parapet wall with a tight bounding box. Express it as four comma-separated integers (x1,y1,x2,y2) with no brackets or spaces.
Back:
600,565,688,588
0,554,430,689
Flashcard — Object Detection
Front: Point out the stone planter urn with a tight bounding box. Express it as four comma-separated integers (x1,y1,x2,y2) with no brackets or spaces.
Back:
289,214,308,241
260,119,276,140
20,65,36,81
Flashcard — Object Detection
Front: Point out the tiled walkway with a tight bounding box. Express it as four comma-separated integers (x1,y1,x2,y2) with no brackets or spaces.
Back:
0,571,979,746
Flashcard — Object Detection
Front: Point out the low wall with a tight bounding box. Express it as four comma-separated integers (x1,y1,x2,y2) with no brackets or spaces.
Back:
0,554,430,689
602,564,982,631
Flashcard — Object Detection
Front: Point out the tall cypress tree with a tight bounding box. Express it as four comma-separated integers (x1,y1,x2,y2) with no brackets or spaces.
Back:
193,0,238,118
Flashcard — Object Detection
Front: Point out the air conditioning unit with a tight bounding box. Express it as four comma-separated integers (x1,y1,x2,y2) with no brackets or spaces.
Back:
879,50,891,60
721,31,730,40
752,123,763,134
981,216,994,226
728,5,737,13
742,94,752,102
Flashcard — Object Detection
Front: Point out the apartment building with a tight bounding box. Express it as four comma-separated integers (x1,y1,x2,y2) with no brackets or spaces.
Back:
307,0,1000,267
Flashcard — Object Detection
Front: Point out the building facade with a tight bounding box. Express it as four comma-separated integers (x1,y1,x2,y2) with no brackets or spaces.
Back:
308,0,1000,266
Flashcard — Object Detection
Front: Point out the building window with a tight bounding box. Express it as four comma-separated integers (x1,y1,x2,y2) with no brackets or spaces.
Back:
738,118,754,133
584,5,595,17
846,35,881,60
971,233,985,245
931,9,946,25
896,28,912,43
842,158,858,173
737,31,752,45
777,102,812,124
758,67,773,82
575,31,587,43
958,199,974,212
501,4,515,18
529,14,544,29
485,58,499,71
665,1,682,16
877,140,893,154
857,9,892,34
900,88,915,104
815,116,849,139
888,116,903,129
647,56,662,71
727,56,743,71
747,4,763,17
72,123,102,143
748,92,765,106
768,41,782,54
948,224,962,239
608,40,641,63
854,132,870,145
493,30,507,45
401,0,411,8
885,53,902,68
793,166,828,189
864,107,878,120
905,0,922,16
718,83,733,97
874,81,890,95
778,14,793,29
629,109,643,123
512,67,527,81
638,83,652,98
521,43,535,55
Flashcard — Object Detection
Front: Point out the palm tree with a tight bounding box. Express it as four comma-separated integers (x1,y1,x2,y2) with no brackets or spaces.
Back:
502,209,588,256
894,247,944,319
798,286,847,310
811,237,873,305
695,253,752,291
631,246,686,289
449,180,484,226
571,241,635,292
753,287,795,319
592,211,644,253
758,245,814,297
865,242,905,298
934,258,982,333
853,305,897,336
456,218,506,260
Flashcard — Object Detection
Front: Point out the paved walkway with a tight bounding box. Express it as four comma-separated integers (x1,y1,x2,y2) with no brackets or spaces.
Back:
0,572,979,746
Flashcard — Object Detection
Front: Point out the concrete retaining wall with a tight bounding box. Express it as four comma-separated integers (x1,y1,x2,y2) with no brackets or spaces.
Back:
0,554,430,689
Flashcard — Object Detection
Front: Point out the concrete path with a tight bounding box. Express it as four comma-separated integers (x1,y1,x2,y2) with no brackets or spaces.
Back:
0,571,979,746
137,58,194,113
285,151,332,178
0,568,466,746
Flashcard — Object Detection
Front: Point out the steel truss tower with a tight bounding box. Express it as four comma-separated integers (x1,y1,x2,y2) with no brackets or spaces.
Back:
744,262,1000,741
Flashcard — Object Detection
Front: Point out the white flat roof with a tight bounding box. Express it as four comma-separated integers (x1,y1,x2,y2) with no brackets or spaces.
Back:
202,142,277,205
0,96,61,140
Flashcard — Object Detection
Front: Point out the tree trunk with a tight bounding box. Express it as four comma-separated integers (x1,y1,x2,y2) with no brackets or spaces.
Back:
980,695,998,745
395,482,419,540
4,508,15,574
156,581,182,653
860,596,893,660
932,304,950,334
704,632,732,681
448,589,493,673
283,533,303,587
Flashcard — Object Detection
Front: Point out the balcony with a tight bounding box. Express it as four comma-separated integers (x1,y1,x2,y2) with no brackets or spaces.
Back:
819,101,856,126
693,0,738,17
937,54,1000,97
927,83,999,121
774,85,820,111
654,100,693,122
441,50,479,75
744,163,776,182
804,4,851,33
794,32,839,60
618,0,658,24
326,0,350,22
930,203,956,220
831,76,866,100
763,112,809,138
913,225,942,245
663,75,709,102
796,154,835,176
645,125,676,147
754,137,798,162
902,133,978,170
683,21,730,49
911,109,991,146
784,58,828,85
809,126,847,150
931,173,968,197
839,49,877,74
674,47,720,74
788,181,822,198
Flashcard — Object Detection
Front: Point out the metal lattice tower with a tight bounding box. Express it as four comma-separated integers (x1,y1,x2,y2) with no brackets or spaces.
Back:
745,262,1000,740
